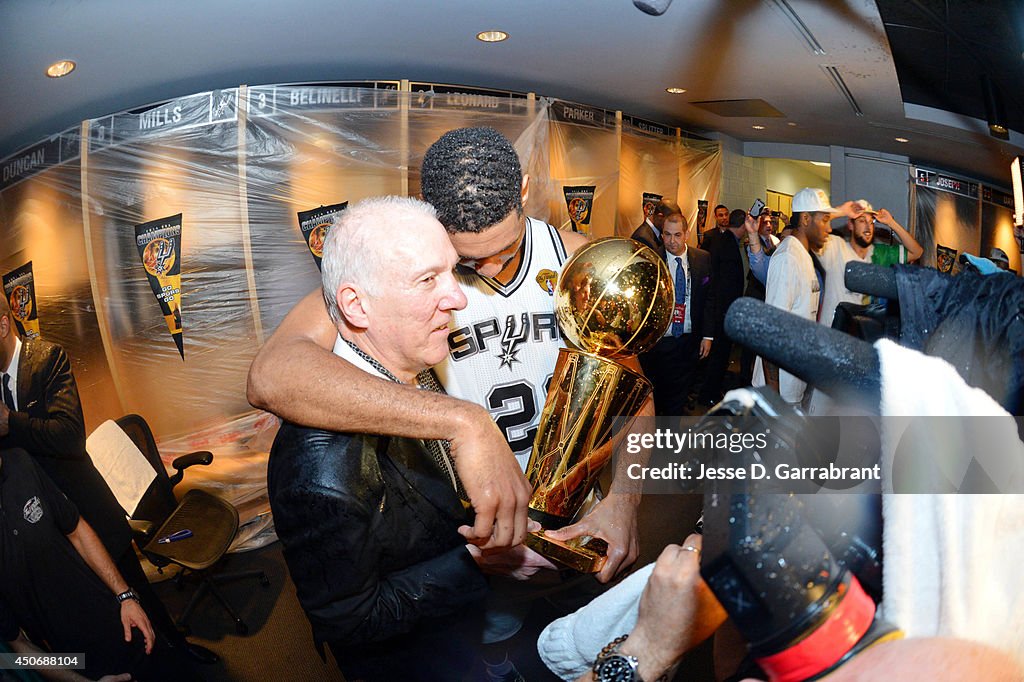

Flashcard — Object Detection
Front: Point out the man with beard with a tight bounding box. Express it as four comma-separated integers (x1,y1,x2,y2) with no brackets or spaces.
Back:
818,200,923,328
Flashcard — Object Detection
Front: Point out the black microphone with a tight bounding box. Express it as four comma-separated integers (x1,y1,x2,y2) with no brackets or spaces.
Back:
724,298,881,408
844,262,897,299
633,0,673,16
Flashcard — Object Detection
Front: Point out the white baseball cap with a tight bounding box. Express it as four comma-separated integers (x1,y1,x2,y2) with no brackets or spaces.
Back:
854,199,877,215
792,188,837,213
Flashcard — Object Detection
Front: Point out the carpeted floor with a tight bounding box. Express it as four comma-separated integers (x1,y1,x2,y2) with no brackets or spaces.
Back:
151,484,714,681
152,542,343,682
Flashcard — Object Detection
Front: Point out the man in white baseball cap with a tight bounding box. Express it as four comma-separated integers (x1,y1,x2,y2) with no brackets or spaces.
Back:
817,197,923,328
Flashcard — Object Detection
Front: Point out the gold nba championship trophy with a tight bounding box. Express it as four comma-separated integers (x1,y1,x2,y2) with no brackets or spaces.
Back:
524,237,673,572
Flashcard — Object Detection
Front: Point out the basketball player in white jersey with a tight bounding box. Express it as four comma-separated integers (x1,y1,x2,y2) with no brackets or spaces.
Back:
249,127,647,582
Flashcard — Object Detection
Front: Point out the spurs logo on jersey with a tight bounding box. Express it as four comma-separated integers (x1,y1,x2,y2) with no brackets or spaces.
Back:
447,312,561,366
498,313,528,369
435,218,570,468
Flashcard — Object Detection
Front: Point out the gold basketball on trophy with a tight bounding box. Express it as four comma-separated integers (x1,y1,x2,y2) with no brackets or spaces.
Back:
556,237,674,359
524,236,673,572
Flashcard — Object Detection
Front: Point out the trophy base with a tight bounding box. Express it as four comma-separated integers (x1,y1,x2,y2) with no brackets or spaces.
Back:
525,530,608,573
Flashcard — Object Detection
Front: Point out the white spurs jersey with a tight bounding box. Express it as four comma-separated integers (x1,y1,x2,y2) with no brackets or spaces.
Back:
434,217,570,471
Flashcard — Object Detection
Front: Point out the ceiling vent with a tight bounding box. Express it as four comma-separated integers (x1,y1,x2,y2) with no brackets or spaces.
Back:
822,66,864,117
689,99,785,117
768,0,826,55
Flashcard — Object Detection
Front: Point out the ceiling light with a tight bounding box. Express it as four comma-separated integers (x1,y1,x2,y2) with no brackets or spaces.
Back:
665,87,687,94
810,161,830,167
45,60,76,78
752,125,765,130
894,137,909,143
476,30,508,43
787,122,798,127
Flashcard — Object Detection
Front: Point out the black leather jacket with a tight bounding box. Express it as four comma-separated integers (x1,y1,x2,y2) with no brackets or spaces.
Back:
268,423,488,661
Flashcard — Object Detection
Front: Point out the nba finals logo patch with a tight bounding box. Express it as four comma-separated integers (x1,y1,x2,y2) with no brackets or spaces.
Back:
536,269,557,296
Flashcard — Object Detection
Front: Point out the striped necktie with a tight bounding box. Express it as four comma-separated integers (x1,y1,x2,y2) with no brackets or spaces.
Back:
673,256,686,337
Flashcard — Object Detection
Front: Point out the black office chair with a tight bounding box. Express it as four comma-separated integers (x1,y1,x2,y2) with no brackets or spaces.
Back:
115,413,269,635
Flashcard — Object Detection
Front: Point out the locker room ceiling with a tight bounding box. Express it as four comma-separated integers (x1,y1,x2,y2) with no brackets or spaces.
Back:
0,0,1021,187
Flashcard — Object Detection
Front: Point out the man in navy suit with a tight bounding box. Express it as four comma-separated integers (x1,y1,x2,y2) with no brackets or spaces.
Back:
638,200,714,416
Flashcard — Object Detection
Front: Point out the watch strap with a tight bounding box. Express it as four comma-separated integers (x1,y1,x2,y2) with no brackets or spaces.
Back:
598,634,630,660
116,589,139,604
594,635,640,682
593,633,671,682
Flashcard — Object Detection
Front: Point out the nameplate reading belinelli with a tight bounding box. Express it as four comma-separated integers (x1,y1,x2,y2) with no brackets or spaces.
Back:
296,202,348,271
2,262,40,339
135,214,184,359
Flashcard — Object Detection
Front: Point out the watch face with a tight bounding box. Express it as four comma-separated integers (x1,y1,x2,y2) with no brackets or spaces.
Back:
596,654,637,682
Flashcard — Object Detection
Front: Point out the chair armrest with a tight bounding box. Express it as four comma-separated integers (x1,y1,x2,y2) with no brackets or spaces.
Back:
168,450,213,487
129,519,155,543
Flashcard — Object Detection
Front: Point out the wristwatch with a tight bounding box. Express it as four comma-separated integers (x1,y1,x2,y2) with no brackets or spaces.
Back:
593,635,641,682
115,589,139,604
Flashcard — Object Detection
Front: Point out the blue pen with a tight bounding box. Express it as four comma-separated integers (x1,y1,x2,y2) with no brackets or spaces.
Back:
156,529,193,544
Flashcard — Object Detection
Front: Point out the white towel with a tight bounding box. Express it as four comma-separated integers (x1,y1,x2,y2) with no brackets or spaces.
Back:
876,338,1024,661
537,563,654,680
86,420,157,516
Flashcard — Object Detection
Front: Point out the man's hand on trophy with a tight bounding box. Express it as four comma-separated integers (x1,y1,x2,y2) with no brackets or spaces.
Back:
453,405,532,550
466,521,559,580
545,492,640,583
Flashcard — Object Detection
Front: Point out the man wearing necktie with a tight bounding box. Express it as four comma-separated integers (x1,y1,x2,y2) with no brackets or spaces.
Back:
637,200,714,417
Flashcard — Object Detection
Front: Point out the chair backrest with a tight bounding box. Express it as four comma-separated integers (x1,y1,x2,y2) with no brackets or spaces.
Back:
114,414,179,525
